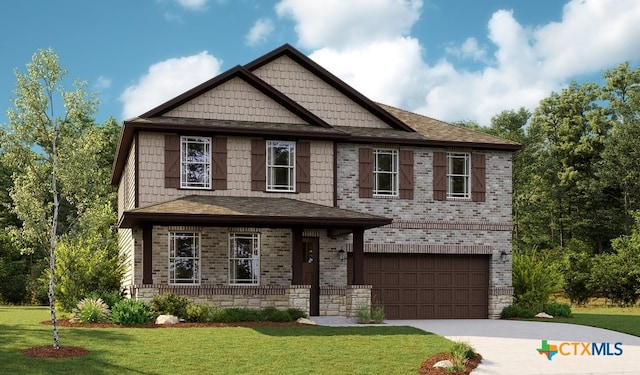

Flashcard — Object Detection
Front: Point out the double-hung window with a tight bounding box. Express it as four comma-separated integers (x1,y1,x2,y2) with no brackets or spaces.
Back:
169,232,200,284
181,136,211,189
266,141,295,192
373,148,398,196
447,152,471,199
229,233,260,285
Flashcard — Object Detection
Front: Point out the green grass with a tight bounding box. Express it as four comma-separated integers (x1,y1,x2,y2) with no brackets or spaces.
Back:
0,306,451,375
553,305,640,337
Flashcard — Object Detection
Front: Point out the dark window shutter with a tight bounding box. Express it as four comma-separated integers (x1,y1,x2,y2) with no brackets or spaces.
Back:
251,139,266,191
399,150,414,199
164,134,180,188
296,141,311,193
359,148,373,198
433,151,447,201
212,137,227,190
472,153,486,202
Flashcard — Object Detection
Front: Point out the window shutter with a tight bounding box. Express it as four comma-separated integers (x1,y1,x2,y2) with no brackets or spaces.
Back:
471,153,486,202
399,149,414,199
251,139,266,191
164,134,180,188
212,137,227,190
433,151,447,201
359,148,373,198
296,141,311,193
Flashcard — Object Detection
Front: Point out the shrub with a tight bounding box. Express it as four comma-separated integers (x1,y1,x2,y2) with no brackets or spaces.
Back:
111,299,154,325
185,302,215,323
512,248,560,312
372,305,385,324
86,289,124,309
261,307,291,322
449,340,475,372
286,308,307,320
500,304,535,319
355,304,371,323
225,307,261,322
543,302,572,317
150,293,189,318
560,241,595,305
70,298,111,323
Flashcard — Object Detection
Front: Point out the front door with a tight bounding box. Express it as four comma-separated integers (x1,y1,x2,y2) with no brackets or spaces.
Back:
302,237,320,316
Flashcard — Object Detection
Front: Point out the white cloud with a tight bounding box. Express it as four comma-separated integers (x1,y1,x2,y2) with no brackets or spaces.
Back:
277,0,640,125
93,76,112,90
174,0,208,11
246,18,274,46
276,0,422,50
119,52,222,119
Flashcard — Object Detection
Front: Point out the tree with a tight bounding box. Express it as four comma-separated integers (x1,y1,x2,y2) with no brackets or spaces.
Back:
2,49,98,349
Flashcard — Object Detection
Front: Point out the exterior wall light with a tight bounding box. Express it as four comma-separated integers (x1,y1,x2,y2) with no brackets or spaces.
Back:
500,250,509,263
338,248,346,261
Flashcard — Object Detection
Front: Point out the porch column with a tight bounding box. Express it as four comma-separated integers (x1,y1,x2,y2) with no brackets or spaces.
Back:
291,227,304,284
142,224,153,284
352,227,365,284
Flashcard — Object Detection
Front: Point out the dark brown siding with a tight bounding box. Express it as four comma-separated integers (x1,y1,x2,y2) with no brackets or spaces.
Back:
296,141,311,193
433,151,447,201
359,148,373,198
351,254,489,319
471,153,486,202
212,137,227,190
164,134,180,188
251,139,266,191
399,149,414,199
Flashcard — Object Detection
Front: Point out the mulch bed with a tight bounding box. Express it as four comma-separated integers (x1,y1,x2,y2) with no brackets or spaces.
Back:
21,346,90,358
43,319,303,329
419,352,482,375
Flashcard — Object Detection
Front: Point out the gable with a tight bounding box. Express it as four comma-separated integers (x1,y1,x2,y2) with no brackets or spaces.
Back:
251,55,391,129
162,76,310,125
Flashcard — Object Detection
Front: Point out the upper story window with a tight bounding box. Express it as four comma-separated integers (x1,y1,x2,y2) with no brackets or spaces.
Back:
168,232,200,284
181,136,211,189
229,233,260,285
266,140,295,192
447,152,471,199
373,148,398,196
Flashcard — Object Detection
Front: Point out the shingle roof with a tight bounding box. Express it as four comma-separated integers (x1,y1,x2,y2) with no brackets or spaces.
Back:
119,195,392,229
378,103,520,148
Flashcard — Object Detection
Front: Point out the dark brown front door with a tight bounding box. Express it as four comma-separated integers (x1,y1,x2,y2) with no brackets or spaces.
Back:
302,237,320,316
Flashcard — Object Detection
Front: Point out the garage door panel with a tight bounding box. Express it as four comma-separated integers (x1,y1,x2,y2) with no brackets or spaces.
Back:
362,254,489,319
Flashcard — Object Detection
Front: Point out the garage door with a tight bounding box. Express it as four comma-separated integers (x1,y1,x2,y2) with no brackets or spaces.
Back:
350,254,489,319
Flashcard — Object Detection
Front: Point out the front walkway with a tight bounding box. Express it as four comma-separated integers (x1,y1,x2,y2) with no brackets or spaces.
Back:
312,317,640,375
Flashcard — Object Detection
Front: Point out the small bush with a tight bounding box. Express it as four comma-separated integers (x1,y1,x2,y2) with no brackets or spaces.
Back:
111,299,154,325
185,302,215,323
355,305,371,323
70,298,111,323
150,293,189,318
286,308,307,320
261,307,291,322
500,304,536,319
225,307,262,322
86,290,124,309
543,302,572,317
372,305,385,324
449,340,475,372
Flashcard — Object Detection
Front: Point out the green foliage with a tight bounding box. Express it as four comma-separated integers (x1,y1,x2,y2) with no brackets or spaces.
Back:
111,299,154,325
285,308,307,320
182,304,306,323
559,240,595,305
150,293,190,318
543,302,572,318
500,304,536,319
448,340,475,372
260,306,291,322
372,305,386,323
184,302,215,323
54,235,123,313
356,304,371,323
70,298,111,323
512,249,560,312
86,290,123,309
0,231,28,303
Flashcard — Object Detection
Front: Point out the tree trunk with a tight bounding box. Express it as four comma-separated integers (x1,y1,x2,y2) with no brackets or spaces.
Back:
49,135,60,350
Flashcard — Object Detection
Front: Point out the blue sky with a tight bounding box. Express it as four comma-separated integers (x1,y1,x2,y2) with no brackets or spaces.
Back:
1,0,639,126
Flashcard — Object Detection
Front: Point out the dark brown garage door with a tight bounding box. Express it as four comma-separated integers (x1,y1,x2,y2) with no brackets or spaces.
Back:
350,254,489,319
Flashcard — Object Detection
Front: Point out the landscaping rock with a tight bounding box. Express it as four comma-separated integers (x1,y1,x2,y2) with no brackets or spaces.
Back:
535,312,554,319
433,359,453,369
156,315,180,325
296,317,317,325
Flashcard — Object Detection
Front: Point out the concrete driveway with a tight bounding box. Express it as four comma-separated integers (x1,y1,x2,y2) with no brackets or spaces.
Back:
313,317,640,375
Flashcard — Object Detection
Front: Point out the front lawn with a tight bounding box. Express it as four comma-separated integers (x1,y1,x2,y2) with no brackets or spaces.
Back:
0,306,451,374
554,305,640,337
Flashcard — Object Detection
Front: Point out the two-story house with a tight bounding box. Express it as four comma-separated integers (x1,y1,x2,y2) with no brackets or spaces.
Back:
111,44,519,319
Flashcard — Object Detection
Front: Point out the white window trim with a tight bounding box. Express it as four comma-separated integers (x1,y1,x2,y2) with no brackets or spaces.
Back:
180,136,212,189
266,140,296,192
228,233,260,285
373,148,399,197
168,232,201,285
446,152,471,199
